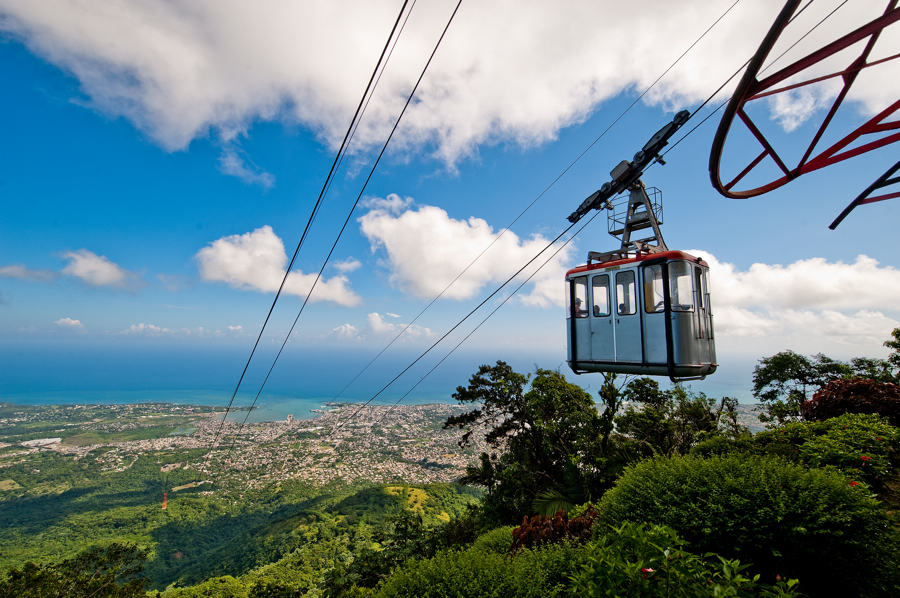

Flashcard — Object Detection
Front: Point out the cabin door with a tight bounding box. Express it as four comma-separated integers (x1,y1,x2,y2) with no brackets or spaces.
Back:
613,269,641,362
590,274,615,361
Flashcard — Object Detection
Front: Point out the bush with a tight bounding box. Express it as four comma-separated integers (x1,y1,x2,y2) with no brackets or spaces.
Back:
374,542,586,598
571,522,801,597
802,378,900,426
600,453,900,597
470,526,514,555
754,413,900,489
510,506,598,553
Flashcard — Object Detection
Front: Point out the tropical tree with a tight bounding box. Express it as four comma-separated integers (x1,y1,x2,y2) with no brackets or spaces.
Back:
752,350,850,423
444,362,606,522
614,378,744,456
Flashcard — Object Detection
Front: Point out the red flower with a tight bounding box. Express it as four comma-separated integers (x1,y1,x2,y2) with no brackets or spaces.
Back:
861,456,872,461
850,481,859,487
877,438,883,441
641,567,654,578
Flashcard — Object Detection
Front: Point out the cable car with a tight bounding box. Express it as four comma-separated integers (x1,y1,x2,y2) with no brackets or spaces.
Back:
564,111,717,382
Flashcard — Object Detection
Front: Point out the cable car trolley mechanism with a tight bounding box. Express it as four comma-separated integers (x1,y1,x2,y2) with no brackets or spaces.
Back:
565,110,717,382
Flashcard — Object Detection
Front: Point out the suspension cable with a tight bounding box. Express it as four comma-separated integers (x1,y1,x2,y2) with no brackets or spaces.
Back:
315,0,749,413
226,0,464,452
201,0,413,461
373,209,603,427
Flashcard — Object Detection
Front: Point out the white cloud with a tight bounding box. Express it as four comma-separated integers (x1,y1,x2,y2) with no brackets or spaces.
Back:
385,312,401,318
695,252,900,312
218,143,275,188
60,249,141,289
122,323,172,336
693,250,900,354
227,325,243,332
367,312,432,340
334,257,362,273
195,225,361,306
0,264,56,282
331,323,362,341
54,317,86,332
2,1,891,170
359,194,573,307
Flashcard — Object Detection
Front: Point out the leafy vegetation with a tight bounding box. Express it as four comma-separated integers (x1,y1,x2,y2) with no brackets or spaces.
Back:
6,329,900,596
572,522,801,597
599,453,899,597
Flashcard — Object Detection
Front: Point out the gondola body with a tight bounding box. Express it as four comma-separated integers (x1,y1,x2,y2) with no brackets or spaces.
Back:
565,250,717,380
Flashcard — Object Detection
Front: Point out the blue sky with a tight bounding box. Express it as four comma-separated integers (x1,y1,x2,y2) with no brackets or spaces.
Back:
2,0,899,405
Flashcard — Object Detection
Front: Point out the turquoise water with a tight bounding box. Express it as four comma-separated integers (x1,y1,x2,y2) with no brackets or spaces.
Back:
0,389,457,422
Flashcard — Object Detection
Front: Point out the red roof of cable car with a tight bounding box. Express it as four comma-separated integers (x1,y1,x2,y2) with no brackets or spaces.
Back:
565,250,708,277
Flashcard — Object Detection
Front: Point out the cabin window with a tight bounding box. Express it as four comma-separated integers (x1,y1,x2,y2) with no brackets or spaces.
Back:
592,275,610,317
616,271,636,315
694,266,705,310
568,277,588,318
643,264,665,313
669,262,694,312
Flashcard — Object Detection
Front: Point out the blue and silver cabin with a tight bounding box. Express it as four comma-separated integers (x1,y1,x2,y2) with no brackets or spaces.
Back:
565,250,717,380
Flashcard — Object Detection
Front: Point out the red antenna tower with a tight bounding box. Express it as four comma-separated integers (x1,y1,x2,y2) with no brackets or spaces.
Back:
162,492,168,510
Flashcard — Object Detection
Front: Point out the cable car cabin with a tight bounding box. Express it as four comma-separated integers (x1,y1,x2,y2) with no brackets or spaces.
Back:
565,250,717,381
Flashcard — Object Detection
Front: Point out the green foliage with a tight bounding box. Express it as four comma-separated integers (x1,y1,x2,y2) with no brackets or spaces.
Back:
753,413,900,490
885,327,900,378
160,575,248,597
752,351,850,424
0,543,149,598
469,526,514,555
615,378,747,456
600,453,900,597
445,362,606,524
571,522,801,597
373,542,587,598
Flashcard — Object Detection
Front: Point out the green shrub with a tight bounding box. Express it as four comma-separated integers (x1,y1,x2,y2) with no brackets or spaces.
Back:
374,542,586,598
571,522,801,597
160,575,248,597
600,453,900,597
754,413,900,489
470,526,514,555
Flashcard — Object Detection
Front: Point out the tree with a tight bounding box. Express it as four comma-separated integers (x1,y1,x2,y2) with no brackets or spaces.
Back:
801,378,900,427
752,351,850,424
614,378,744,456
0,543,149,598
885,327,900,380
444,362,605,523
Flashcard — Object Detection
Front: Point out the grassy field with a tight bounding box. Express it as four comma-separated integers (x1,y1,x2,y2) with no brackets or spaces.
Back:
62,426,182,446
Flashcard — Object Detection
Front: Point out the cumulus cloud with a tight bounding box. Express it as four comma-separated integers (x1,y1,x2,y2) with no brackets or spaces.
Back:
0,264,56,282
2,1,891,171
54,317,86,332
195,225,361,306
331,323,362,341
328,313,432,342
334,257,362,273
122,323,243,338
60,249,142,289
122,323,172,336
696,252,900,312
367,312,432,339
359,194,573,307
694,250,900,350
